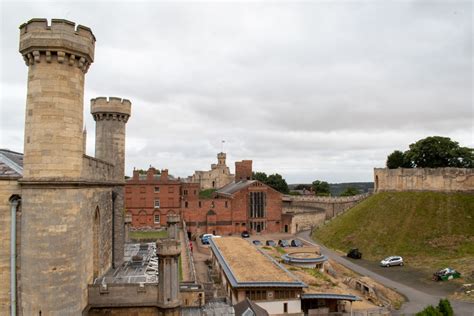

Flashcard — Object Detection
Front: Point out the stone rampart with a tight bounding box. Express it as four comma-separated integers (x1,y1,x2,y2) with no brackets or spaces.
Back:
87,283,159,308
282,193,370,233
283,193,371,203
82,155,115,182
374,168,474,193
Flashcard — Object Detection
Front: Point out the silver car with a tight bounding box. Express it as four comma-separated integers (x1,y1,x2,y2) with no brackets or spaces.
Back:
380,256,404,267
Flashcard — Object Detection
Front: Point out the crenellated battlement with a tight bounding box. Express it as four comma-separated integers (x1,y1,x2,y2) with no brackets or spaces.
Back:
91,97,132,122
19,18,95,72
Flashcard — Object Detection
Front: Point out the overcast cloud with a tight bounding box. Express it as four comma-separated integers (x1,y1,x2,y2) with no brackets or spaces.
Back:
1,0,472,183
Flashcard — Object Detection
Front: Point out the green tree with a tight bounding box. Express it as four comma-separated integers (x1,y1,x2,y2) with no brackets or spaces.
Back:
340,187,360,196
405,136,473,168
415,305,443,316
312,180,330,196
252,171,268,183
437,299,453,316
386,150,412,169
295,184,312,190
266,173,289,194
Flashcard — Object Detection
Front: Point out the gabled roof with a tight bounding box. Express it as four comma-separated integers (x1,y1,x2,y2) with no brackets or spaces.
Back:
217,180,257,196
0,149,23,179
233,298,269,316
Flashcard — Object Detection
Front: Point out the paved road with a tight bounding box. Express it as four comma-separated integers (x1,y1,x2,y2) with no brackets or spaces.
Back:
297,230,474,316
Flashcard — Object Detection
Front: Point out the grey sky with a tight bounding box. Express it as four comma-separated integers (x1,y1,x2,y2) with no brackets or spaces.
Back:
1,0,472,183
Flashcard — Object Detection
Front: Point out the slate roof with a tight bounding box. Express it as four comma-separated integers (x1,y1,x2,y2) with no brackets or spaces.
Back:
216,180,257,196
233,298,269,316
0,149,23,179
301,293,361,301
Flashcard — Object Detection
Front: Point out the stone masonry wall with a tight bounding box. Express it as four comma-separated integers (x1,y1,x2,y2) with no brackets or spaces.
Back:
19,186,113,315
290,212,326,234
283,194,370,233
374,168,474,193
0,179,21,314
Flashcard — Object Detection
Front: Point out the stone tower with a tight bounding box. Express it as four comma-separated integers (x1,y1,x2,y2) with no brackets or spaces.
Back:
18,18,130,314
20,18,94,179
91,97,131,181
217,152,226,166
156,239,181,315
91,97,131,266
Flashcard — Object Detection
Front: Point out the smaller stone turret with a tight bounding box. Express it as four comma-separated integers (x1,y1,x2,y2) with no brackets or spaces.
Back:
91,97,131,181
167,214,180,240
156,239,181,312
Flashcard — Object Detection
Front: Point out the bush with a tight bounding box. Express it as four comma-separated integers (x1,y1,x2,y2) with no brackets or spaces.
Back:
438,299,453,316
416,299,453,316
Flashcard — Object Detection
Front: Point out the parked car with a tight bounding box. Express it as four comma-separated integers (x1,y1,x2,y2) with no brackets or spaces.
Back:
201,234,214,240
241,231,250,238
291,239,303,247
252,240,262,246
380,256,404,267
278,240,290,247
433,268,461,281
347,248,362,259
201,237,210,245
265,240,276,247
201,234,221,245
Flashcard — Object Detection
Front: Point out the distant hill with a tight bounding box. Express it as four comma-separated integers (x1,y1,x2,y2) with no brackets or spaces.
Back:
328,182,373,196
313,192,474,274
288,182,374,196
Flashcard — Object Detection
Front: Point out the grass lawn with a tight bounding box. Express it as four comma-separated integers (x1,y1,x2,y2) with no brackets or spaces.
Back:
313,192,474,274
129,230,168,240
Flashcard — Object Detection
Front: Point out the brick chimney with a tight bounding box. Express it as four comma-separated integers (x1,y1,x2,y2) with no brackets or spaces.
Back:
235,160,252,181
132,169,139,180
146,167,156,180
161,169,169,181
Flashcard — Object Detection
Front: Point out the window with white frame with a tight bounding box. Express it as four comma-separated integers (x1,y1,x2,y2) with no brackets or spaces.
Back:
154,186,160,193
154,214,160,224
154,199,160,208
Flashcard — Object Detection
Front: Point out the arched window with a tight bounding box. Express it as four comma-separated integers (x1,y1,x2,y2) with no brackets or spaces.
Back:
93,207,100,280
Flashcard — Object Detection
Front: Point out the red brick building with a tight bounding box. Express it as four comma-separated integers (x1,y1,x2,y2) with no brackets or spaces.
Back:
125,168,182,228
125,160,283,235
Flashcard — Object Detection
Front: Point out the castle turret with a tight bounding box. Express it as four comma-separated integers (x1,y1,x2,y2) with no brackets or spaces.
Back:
156,239,182,314
19,18,95,180
217,152,226,166
91,97,131,181
91,97,131,267
18,18,102,315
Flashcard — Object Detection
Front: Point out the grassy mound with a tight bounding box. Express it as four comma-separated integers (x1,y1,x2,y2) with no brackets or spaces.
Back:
313,192,474,272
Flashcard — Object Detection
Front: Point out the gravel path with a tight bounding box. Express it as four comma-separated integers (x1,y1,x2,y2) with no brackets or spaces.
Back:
297,230,474,316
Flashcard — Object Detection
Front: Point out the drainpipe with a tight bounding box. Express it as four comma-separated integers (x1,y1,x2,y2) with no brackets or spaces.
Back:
112,191,117,269
10,196,20,316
